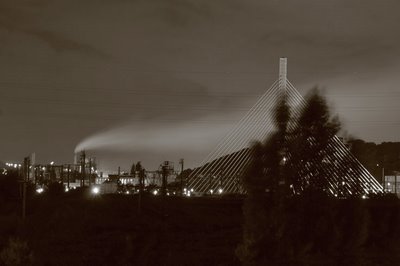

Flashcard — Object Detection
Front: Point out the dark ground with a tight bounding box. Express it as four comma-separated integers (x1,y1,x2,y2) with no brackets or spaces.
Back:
3,188,400,265
0,191,243,266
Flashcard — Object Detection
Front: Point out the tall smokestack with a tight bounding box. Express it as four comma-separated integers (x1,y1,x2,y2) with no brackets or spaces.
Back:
30,152,35,181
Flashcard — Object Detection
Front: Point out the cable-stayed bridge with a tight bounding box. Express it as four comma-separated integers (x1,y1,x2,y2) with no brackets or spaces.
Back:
186,58,383,197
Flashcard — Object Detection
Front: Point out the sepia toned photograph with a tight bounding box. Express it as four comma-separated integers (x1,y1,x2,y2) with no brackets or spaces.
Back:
1,1,400,265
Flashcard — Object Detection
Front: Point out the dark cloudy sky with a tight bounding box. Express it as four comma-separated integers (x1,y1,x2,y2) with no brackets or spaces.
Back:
1,0,399,173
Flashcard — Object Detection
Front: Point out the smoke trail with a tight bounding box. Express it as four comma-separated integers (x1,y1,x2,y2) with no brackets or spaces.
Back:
75,118,234,156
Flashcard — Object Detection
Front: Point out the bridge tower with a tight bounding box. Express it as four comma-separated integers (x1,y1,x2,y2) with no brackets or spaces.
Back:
279,57,287,92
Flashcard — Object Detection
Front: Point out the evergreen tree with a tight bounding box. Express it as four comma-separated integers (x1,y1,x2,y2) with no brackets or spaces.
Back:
238,88,345,265
287,88,340,194
237,96,290,265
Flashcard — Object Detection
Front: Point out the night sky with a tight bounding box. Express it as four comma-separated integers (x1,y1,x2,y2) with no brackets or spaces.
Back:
1,0,399,173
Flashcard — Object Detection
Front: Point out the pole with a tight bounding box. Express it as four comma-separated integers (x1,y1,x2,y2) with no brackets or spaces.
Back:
30,152,35,183
67,164,70,189
81,151,86,187
22,157,29,220
89,158,92,187
34,166,37,187
161,164,167,196
180,159,184,195
382,167,385,192
60,165,64,184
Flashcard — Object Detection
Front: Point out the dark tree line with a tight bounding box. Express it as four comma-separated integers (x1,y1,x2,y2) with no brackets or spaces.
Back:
349,139,400,182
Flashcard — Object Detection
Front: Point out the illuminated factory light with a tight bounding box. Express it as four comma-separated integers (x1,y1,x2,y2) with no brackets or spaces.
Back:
92,187,100,194
36,188,44,194
153,190,158,195
210,189,214,194
218,188,223,194
50,161,54,165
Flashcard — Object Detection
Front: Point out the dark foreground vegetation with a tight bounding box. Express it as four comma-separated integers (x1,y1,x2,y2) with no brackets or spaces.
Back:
0,184,243,266
237,192,400,266
1,175,400,265
2,182,400,265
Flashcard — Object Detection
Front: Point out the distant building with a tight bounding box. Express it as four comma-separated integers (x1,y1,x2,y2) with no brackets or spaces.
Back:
384,175,400,196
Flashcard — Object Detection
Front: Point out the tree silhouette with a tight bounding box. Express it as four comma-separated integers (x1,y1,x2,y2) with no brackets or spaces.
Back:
237,95,290,264
237,88,345,265
286,88,340,194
